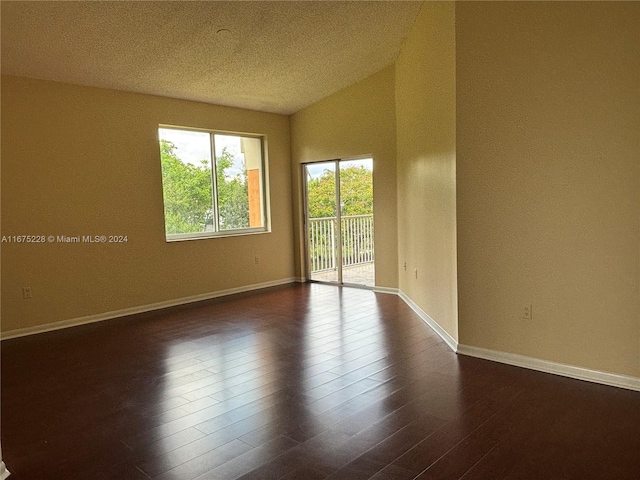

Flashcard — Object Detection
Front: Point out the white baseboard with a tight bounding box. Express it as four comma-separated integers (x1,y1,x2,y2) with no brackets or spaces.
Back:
457,344,640,392
395,291,639,392
1,278,299,341
0,461,9,479
397,290,458,352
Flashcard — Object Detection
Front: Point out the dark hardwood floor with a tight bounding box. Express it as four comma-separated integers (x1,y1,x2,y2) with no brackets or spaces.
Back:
2,283,639,479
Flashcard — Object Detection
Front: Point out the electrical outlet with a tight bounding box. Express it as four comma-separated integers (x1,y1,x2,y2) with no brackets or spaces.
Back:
523,305,532,320
414,268,418,279
22,286,32,299
403,262,407,271
254,256,259,265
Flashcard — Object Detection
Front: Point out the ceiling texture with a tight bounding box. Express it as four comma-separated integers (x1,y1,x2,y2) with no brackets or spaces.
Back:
2,1,422,115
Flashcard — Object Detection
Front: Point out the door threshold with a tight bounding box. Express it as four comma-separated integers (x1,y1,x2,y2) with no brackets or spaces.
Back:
306,279,375,291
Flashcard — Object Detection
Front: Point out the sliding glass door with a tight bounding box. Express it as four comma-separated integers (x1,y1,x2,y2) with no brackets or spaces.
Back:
304,158,374,287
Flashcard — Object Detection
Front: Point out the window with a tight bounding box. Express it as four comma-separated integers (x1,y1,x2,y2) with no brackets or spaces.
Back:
158,126,268,241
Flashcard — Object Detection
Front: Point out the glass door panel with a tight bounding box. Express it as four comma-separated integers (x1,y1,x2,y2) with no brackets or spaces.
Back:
305,162,339,283
340,159,374,286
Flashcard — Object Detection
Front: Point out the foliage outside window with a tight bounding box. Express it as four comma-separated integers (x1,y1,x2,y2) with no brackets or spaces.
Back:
306,164,373,218
306,160,374,272
159,126,268,241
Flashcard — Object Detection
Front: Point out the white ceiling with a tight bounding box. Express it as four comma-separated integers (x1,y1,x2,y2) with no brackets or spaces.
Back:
1,1,422,115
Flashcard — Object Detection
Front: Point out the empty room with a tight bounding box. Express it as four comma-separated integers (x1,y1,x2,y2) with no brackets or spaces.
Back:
1,1,639,479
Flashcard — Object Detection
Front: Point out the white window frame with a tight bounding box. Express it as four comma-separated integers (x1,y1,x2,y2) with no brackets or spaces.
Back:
158,125,271,242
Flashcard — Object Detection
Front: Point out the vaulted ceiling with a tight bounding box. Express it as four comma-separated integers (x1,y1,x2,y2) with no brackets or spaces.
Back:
2,1,422,115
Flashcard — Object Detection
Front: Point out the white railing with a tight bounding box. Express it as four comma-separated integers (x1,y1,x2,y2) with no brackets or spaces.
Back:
308,214,374,273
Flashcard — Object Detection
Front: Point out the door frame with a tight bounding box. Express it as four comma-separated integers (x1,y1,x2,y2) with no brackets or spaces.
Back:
301,155,374,287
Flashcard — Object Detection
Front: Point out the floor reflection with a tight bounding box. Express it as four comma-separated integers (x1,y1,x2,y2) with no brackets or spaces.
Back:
3,283,638,479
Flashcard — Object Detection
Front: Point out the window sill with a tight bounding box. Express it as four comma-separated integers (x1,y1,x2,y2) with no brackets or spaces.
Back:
165,228,270,242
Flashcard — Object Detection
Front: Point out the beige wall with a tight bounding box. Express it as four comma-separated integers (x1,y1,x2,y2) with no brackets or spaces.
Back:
1,75,294,333
396,2,458,341
456,2,640,377
290,66,398,288
3,1,638,381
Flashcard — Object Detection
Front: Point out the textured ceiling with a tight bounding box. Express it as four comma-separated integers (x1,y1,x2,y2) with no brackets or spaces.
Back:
1,1,421,115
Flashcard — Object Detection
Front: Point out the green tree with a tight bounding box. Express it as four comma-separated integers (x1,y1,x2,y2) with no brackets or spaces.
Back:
338,165,373,216
160,140,249,234
307,170,336,218
307,165,373,218
160,139,213,234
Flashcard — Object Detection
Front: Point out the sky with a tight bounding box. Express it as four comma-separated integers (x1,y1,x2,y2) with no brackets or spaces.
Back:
158,128,244,177
305,158,373,179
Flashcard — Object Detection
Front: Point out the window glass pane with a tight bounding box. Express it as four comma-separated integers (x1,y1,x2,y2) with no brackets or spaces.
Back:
340,159,374,286
242,137,264,228
339,159,373,216
159,128,214,235
306,162,338,283
214,135,263,230
306,162,337,219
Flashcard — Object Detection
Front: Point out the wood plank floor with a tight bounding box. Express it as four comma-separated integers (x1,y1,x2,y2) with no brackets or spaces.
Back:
2,283,639,479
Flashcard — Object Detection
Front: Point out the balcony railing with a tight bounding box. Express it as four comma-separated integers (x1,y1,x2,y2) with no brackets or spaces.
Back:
308,214,374,273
